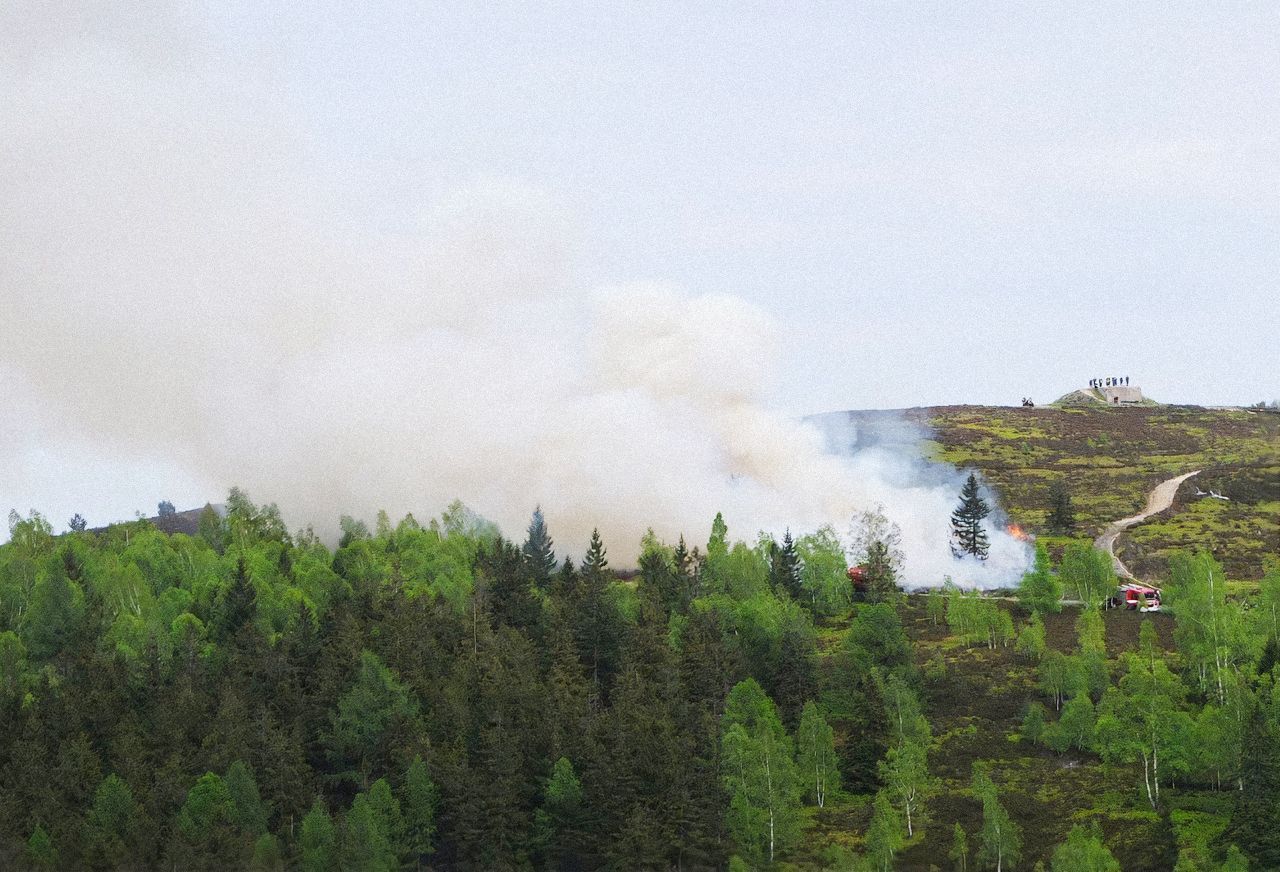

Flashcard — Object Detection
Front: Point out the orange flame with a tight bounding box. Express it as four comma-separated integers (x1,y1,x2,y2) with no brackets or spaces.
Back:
1007,524,1030,541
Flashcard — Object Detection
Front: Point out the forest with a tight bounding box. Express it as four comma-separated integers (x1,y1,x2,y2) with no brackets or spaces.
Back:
1,489,1278,871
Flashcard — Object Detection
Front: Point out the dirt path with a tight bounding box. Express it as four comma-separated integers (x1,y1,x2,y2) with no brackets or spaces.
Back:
1095,470,1201,579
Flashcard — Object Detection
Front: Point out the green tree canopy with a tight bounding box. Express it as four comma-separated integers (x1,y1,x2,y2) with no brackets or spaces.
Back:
796,702,839,808
324,651,419,787
721,678,803,865
1049,824,1120,872
300,799,337,872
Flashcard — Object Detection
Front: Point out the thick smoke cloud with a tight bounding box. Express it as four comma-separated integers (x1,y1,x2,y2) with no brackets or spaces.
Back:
1,4,1030,586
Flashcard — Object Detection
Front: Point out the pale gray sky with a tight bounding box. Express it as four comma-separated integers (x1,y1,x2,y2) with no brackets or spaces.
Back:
3,3,1277,536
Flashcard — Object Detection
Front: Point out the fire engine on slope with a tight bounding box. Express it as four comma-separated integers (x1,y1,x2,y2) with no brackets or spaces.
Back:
847,565,869,599
1109,583,1162,612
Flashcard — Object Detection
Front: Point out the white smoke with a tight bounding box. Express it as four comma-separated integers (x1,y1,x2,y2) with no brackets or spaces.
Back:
0,3,1032,587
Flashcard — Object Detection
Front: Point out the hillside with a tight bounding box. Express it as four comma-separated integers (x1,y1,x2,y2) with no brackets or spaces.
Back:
855,404,1278,581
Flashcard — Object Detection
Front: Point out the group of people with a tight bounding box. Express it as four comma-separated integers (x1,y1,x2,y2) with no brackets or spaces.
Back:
1091,376,1130,388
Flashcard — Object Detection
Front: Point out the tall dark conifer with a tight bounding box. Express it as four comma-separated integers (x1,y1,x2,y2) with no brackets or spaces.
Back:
1223,702,1280,867
770,531,803,601
216,558,258,643
521,506,556,591
951,473,992,560
1046,480,1076,533
576,530,622,705
482,538,539,632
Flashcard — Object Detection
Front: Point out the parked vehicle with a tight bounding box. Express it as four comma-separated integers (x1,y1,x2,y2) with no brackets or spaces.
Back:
847,565,868,597
1109,583,1162,612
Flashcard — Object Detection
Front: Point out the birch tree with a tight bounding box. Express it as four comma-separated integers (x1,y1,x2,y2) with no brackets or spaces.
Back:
1166,552,1247,704
721,679,802,865
879,739,936,837
796,702,839,808
1094,630,1191,809
972,765,1021,872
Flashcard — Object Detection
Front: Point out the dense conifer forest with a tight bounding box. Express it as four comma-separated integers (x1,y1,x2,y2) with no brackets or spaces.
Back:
1,490,1278,870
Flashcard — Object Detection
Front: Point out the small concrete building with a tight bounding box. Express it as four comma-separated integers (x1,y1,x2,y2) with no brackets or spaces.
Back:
1100,384,1143,405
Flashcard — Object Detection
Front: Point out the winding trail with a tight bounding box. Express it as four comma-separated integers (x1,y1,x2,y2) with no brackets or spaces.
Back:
1095,470,1200,579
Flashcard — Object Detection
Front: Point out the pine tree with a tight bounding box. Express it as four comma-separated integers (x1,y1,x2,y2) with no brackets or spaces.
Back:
68,513,87,533
673,535,691,578
215,557,258,642
1046,480,1076,534
482,536,539,631
576,529,621,700
522,506,557,590
770,530,803,600
583,528,608,575
951,473,992,559
770,622,817,729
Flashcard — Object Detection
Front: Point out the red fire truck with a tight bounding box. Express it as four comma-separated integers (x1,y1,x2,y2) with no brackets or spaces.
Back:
1110,583,1162,612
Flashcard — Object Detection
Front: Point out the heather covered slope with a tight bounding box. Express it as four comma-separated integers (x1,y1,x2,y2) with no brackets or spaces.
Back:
905,405,1278,580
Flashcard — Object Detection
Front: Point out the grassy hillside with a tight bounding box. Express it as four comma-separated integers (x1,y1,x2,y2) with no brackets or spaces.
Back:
799,597,1229,871
904,404,1278,580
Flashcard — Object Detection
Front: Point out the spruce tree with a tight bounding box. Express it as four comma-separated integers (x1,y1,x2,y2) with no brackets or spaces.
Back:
770,530,803,600
576,529,622,703
1046,480,1076,533
224,760,267,836
1222,702,1280,867
583,528,608,575
400,756,438,868
951,473,992,560
533,757,585,869
215,558,258,642
521,506,556,590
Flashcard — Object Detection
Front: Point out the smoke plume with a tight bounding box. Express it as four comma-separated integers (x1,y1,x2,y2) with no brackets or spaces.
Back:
1,4,1031,587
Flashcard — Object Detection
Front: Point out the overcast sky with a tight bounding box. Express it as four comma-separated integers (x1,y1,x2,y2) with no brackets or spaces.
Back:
3,3,1277,535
